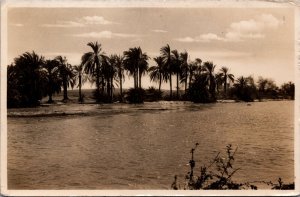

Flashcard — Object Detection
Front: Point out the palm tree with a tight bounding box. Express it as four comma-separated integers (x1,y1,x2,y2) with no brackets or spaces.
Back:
12,51,46,106
188,58,201,89
215,72,223,95
138,56,149,89
124,48,138,89
194,58,203,76
160,44,173,99
123,47,149,89
179,51,189,93
55,56,75,102
42,59,61,103
171,49,181,99
82,42,107,101
73,64,89,103
149,56,166,92
104,55,118,101
114,55,125,100
203,61,216,101
235,76,249,89
217,67,234,98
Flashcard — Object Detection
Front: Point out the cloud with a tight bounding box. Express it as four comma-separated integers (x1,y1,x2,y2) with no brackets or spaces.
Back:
224,32,265,42
175,36,195,42
151,29,168,33
81,16,116,25
175,34,224,43
225,13,280,42
10,23,24,27
195,33,224,42
42,21,84,28
42,16,116,28
73,31,140,39
176,14,281,43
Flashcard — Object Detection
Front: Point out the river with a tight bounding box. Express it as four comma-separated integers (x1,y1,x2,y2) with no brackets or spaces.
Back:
7,101,294,189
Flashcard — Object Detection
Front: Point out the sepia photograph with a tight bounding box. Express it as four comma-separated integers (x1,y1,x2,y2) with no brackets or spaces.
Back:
1,0,299,196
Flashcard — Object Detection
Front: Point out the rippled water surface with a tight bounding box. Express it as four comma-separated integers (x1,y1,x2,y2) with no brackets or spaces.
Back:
8,101,294,189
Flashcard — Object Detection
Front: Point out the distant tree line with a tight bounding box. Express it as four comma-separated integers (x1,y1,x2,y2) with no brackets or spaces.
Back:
7,42,295,108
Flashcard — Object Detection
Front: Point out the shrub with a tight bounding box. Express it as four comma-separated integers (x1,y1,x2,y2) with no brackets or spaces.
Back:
92,90,111,103
172,143,295,190
125,88,145,104
145,87,162,102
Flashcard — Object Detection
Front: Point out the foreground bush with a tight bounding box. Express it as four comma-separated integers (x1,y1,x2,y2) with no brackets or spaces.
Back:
171,144,294,190
92,90,111,103
125,88,145,103
145,87,162,102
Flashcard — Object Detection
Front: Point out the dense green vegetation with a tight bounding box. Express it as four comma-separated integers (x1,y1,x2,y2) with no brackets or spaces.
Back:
7,42,294,107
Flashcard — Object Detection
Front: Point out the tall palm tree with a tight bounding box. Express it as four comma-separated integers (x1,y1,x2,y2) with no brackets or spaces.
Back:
42,59,61,103
104,55,118,101
138,57,149,89
188,59,201,89
124,48,138,89
73,64,89,103
171,49,181,99
149,56,166,92
123,47,149,89
179,51,189,93
114,55,125,100
160,44,173,98
81,42,107,101
217,67,234,98
55,56,75,102
203,61,216,101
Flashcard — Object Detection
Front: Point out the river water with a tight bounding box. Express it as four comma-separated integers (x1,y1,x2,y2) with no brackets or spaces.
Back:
7,101,294,189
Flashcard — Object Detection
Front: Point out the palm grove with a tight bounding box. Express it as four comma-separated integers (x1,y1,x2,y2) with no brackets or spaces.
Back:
7,42,295,108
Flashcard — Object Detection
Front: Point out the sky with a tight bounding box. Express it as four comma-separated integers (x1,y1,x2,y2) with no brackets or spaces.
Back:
7,7,295,89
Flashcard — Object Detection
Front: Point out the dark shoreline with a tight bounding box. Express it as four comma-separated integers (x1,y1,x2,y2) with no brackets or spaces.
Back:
7,100,293,118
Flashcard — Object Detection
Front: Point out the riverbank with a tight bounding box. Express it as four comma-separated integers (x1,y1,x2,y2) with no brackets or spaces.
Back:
7,99,293,118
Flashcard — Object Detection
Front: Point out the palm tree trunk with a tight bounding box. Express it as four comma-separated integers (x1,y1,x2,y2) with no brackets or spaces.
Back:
185,69,188,92
48,93,53,103
63,77,68,101
110,77,113,102
48,79,53,103
79,75,82,103
189,72,192,90
139,70,142,89
176,72,179,99
210,76,216,101
159,74,161,92
170,73,172,99
133,72,137,89
184,78,187,94
96,65,101,100
224,76,227,99
107,78,110,96
101,75,104,95
120,75,123,99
